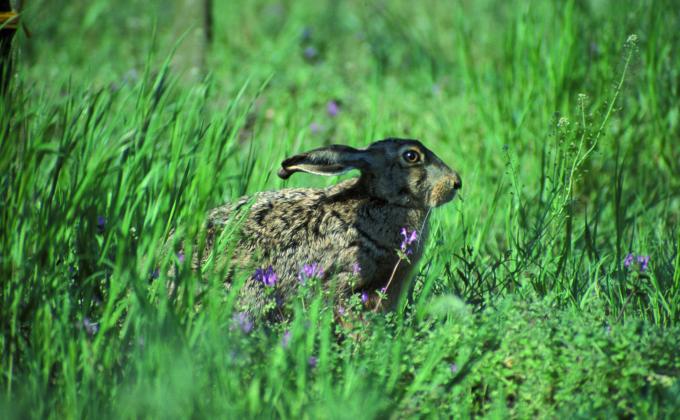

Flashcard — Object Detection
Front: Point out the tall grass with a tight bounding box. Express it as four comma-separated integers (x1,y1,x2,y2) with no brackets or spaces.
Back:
1,0,679,417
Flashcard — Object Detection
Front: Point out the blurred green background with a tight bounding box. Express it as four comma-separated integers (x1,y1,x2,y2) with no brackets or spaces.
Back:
2,0,680,417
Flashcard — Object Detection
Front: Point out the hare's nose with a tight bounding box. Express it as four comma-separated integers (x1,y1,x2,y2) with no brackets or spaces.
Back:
452,172,462,190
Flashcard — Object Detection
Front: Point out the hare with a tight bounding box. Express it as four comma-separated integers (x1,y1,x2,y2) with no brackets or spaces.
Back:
177,138,461,317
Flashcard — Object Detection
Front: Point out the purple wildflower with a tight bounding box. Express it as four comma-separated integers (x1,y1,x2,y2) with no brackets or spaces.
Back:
308,356,318,368
309,121,322,134
83,317,99,336
360,291,369,304
624,253,650,272
380,286,387,294
177,251,185,264
637,255,650,272
337,306,346,316
326,100,340,117
281,330,291,348
624,253,634,268
253,266,278,287
303,46,318,59
298,262,325,283
232,312,253,334
352,262,361,276
449,363,458,374
96,215,106,233
400,227,418,255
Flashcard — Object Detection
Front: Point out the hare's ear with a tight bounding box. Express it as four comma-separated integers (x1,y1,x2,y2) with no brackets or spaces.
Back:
278,145,370,179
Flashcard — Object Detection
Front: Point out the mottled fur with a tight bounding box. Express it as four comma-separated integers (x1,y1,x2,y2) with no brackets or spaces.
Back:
178,138,461,316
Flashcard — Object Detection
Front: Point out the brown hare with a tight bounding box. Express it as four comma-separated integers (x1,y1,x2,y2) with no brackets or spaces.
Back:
176,138,461,317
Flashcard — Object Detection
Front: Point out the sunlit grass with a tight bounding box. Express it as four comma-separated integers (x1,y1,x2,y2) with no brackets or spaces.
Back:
1,0,679,417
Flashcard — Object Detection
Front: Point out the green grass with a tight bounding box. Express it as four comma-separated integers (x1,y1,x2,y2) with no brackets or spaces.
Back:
2,0,680,417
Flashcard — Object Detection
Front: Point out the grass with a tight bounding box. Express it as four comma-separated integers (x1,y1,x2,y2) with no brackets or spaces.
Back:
1,0,680,417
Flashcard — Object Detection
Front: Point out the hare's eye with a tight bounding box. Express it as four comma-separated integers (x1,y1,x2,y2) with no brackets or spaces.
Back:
403,150,420,163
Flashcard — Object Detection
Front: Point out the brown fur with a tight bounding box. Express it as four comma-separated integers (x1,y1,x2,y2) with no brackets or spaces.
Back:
177,138,461,316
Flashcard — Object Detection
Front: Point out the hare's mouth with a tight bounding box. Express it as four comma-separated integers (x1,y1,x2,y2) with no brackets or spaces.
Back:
428,174,461,207
428,186,457,207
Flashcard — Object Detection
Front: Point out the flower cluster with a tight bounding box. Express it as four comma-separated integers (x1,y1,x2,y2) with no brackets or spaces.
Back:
298,262,325,284
624,253,650,272
400,227,418,255
253,266,278,287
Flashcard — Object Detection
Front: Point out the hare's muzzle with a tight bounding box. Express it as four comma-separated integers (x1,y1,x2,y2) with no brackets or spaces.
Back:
428,171,461,207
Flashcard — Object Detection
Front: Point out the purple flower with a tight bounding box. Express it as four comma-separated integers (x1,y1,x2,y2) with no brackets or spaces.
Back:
177,251,185,264
400,227,418,254
624,253,634,268
309,121,322,134
303,46,318,59
231,312,253,334
624,253,650,272
83,317,99,336
326,100,340,117
360,291,369,304
308,356,318,368
298,262,325,283
301,27,312,41
96,215,106,233
449,363,458,373
253,266,278,287
352,262,361,276
281,330,291,348
337,306,346,316
637,255,650,272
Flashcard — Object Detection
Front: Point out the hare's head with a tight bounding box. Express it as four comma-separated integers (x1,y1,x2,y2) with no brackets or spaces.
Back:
278,138,461,208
